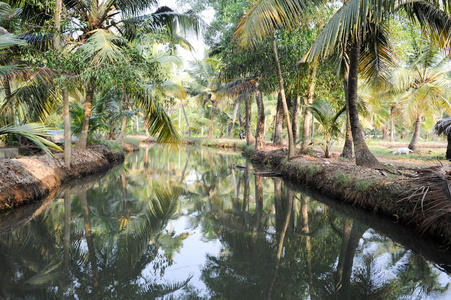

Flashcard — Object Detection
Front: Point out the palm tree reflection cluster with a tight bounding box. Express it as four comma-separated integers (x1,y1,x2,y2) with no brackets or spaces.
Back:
0,146,448,298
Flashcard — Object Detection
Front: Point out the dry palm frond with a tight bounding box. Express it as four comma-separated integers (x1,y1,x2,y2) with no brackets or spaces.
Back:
401,165,451,236
226,79,258,98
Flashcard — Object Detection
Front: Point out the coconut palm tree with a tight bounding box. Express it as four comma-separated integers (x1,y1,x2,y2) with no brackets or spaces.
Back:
54,0,202,149
301,0,451,167
390,44,451,151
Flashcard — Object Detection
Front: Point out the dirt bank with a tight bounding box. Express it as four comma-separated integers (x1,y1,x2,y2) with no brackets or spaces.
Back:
0,145,124,211
244,146,451,246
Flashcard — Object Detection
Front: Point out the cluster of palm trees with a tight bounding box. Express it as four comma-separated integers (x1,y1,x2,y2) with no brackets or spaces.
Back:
178,0,451,166
0,0,204,167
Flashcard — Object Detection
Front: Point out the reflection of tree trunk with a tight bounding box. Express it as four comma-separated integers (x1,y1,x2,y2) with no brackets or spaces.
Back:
341,73,353,159
230,102,240,137
339,222,366,300
255,89,265,150
273,93,284,145
274,178,283,233
77,76,96,149
302,195,315,299
243,169,250,211
79,192,99,288
180,149,191,183
144,147,149,169
245,95,255,145
253,175,263,239
63,191,71,272
335,219,351,293
268,189,293,300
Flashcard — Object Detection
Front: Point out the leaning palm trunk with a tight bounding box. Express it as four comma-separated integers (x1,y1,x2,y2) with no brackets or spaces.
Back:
341,74,353,159
408,113,422,151
116,91,129,144
301,64,317,152
255,88,265,150
77,77,96,149
271,30,295,158
348,40,383,168
181,104,190,137
390,106,395,142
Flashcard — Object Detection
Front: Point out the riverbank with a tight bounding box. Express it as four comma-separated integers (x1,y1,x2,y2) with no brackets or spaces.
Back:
243,145,451,246
0,145,124,211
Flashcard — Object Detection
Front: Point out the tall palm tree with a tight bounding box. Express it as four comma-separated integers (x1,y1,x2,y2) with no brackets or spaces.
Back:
302,0,451,167
234,0,309,158
390,44,451,151
57,1,201,148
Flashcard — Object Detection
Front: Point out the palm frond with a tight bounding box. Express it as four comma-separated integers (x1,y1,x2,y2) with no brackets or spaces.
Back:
234,0,310,49
78,29,125,64
0,33,26,49
0,123,62,157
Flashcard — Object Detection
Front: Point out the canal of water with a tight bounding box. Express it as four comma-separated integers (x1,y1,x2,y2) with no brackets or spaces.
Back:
1,146,451,299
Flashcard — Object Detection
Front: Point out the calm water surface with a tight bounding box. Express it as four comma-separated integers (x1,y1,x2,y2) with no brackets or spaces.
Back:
1,146,451,299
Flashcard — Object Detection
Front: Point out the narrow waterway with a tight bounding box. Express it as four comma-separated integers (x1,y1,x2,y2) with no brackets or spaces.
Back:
1,145,451,299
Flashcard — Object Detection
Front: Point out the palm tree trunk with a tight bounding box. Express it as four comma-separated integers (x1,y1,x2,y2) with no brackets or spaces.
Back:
3,76,13,125
390,106,395,142
77,76,96,149
54,1,71,168
181,104,190,137
273,93,284,145
271,29,295,157
408,113,422,151
348,40,383,168
301,64,318,152
341,74,353,159
292,95,299,143
245,94,255,145
255,88,265,150
116,90,129,144
230,101,239,137
208,98,217,138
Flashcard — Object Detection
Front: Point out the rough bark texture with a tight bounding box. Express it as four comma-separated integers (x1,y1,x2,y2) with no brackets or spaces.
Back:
341,75,353,159
255,89,265,150
390,106,395,143
208,97,218,139
230,102,239,137
348,40,383,168
0,145,124,210
408,114,422,151
181,105,190,137
77,77,96,149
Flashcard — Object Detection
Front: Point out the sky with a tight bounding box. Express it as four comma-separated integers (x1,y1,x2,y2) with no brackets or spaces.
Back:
157,0,215,62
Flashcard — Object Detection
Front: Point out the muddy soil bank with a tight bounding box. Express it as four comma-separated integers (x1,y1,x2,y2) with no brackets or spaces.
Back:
244,147,451,247
0,145,124,211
